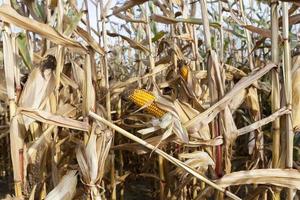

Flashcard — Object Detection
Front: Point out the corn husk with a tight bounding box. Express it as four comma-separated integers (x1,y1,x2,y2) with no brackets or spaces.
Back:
45,170,78,200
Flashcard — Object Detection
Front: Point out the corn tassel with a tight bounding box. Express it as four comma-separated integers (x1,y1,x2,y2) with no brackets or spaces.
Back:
129,89,166,118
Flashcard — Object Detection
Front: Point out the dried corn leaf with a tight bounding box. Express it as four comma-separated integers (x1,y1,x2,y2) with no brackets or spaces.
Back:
27,103,81,162
151,14,220,28
19,107,89,131
113,135,174,155
289,13,300,26
243,25,273,38
237,107,289,136
107,32,149,53
112,0,148,16
60,73,79,90
2,29,16,100
230,10,275,39
150,14,177,24
186,136,223,147
111,64,169,90
0,4,85,50
216,169,300,190
176,151,215,174
179,151,213,161
75,27,104,55
184,63,276,130
115,13,146,24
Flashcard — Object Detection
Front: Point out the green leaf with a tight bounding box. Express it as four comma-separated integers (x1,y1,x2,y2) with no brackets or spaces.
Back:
16,32,32,70
35,1,46,20
151,31,165,43
151,14,221,29
11,0,24,14
23,0,46,22
64,11,83,37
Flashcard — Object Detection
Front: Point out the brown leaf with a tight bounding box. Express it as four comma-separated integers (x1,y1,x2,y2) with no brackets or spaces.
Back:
243,25,272,38
107,32,149,53
112,0,148,16
75,26,105,55
151,14,177,24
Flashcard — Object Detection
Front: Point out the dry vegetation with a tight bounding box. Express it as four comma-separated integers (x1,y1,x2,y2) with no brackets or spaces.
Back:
0,0,300,199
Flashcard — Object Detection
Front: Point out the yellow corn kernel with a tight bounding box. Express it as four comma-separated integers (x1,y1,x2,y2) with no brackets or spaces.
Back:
129,89,166,118
180,65,189,81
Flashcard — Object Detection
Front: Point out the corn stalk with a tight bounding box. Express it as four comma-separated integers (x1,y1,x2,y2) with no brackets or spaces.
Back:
282,2,294,199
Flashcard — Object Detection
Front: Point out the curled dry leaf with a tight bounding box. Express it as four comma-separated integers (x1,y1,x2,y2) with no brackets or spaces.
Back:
174,151,215,175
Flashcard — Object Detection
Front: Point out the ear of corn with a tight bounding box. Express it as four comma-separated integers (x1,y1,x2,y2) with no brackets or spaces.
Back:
179,65,189,81
129,89,166,118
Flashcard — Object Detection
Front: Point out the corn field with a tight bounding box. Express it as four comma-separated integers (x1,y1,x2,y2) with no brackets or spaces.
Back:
0,0,300,199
